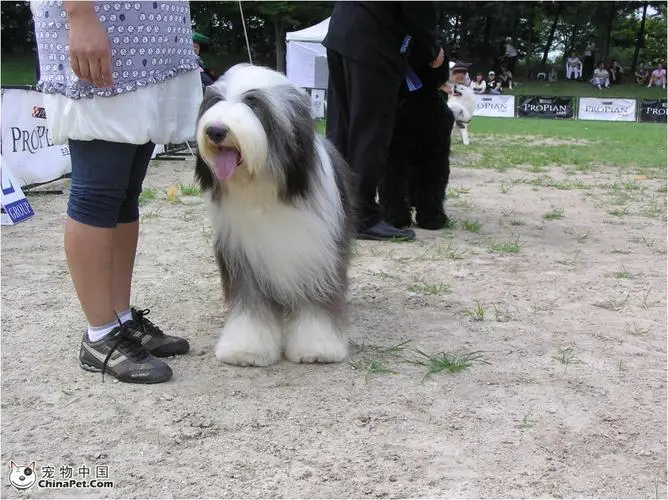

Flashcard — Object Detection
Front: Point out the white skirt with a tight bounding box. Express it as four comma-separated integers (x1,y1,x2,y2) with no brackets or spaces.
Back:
43,70,203,146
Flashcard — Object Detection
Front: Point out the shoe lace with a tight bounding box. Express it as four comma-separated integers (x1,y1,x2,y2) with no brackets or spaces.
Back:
102,324,151,383
133,308,165,338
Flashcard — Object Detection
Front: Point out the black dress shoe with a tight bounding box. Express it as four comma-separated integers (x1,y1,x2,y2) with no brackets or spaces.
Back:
357,220,416,241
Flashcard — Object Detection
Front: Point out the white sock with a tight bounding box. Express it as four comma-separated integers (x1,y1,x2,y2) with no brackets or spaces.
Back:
87,319,120,342
117,308,133,325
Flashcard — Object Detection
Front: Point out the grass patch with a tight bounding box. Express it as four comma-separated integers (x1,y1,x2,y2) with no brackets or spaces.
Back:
506,80,666,99
517,411,536,430
447,185,471,199
463,117,666,173
429,241,465,260
348,340,410,381
410,349,489,380
610,266,633,280
489,238,521,254
466,300,486,321
179,183,201,196
462,219,482,233
139,187,157,205
443,217,458,230
552,347,582,369
408,281,452,295
543,208,565,220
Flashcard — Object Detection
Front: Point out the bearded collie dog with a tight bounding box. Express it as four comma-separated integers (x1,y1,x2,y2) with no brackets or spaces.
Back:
194,64,356,367
447,83,477,146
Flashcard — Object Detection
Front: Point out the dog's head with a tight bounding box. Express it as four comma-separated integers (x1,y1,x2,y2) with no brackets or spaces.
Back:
9,461,36,490
195,63,316,202
406,32,451,91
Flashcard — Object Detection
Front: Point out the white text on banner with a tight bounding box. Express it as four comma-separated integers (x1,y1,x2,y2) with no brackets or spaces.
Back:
473,94,516,118
577,97,637,122
1,155,35,226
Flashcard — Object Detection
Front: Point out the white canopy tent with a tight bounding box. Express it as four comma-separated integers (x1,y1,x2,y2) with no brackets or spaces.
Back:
285,17,330,90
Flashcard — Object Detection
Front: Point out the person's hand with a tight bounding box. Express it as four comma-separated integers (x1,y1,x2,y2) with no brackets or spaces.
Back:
66,4,113,88
430,47,444,68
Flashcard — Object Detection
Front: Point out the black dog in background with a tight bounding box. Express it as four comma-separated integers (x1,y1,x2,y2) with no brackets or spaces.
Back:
379,34,456,230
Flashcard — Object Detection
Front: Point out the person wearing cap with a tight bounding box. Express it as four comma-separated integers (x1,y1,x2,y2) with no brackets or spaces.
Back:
441,60,470,96
486,71,503,94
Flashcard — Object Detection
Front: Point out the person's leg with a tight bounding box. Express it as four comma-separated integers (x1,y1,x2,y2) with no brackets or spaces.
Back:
65,140,137,329
342,57,412,238
112,142,155,317
68,139,174,383
326,52,414,240
112,141,191,357
325,50,349,160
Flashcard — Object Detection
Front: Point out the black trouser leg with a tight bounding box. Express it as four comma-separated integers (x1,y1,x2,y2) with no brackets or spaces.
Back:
325,50,402,231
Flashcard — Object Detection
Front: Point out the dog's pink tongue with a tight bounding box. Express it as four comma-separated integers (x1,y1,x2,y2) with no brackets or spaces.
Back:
214,148,241,181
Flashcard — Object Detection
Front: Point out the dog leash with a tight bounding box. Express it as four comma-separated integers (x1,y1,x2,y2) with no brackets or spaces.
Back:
238,1,253,65
400,35,423,92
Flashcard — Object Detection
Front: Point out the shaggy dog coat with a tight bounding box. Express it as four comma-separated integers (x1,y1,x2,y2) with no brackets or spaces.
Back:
379,39,456,230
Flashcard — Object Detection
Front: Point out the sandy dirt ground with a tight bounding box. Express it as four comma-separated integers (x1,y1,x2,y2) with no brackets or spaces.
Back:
1,145,666,499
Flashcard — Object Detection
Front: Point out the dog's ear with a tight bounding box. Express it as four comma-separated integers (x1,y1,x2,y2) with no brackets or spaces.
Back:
242,86,315,201
199,84,224,118
10,461,18,471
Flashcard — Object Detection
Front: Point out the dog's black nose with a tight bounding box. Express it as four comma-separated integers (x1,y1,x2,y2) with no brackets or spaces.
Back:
206,125,228,143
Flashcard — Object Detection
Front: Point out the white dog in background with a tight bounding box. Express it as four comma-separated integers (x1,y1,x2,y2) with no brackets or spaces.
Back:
194,64,356,367
447,83,477,146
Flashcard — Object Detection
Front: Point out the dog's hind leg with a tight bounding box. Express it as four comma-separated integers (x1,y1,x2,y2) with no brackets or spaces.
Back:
414,107,453,231
459,123,471,145
284,302,348,364
413,154,450,230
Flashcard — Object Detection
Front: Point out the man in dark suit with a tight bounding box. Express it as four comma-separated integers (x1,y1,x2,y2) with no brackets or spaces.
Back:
324,1,443,242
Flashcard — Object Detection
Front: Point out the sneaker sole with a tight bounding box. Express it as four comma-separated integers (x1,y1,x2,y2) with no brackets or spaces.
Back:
79,362,172,384
356,233,416,242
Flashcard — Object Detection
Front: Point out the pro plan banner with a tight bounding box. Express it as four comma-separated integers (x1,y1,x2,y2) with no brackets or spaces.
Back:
0,87,71,187
473,94,515,118
577,97,637,122
639,99,667,123
517,96,575,119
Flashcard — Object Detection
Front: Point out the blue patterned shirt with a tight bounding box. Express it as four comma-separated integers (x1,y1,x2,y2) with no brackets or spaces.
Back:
32,0,200,99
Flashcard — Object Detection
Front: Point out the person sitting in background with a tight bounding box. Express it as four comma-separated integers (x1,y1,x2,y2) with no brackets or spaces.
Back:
609,59,623,84
591,61,610,89
486,71,502,93
498,66,513,89
470,72,486,93
566,52,582,80
634,63,649,85
647,63,667,88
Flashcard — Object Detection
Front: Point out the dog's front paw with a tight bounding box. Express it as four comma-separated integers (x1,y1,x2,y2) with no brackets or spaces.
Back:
416,211,449,230
285,307,348,364
215,310,282,366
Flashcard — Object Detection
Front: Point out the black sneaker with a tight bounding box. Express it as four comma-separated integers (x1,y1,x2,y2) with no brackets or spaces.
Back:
357,220,416,242
128,308,190,358
79,325,173,384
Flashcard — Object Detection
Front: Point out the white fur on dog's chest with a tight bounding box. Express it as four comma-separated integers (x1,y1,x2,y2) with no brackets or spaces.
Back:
208,178,342,304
